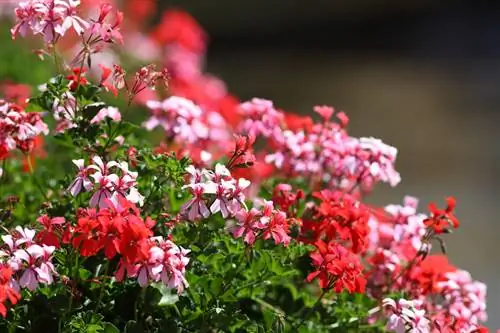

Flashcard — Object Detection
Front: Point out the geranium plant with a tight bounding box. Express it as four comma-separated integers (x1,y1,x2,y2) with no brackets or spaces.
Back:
0,1,491,332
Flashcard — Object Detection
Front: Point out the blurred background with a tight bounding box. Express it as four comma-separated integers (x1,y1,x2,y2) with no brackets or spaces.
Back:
2,0,499,328
173,0,500,327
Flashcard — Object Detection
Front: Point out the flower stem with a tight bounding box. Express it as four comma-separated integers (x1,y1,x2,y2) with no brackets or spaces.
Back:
26,154,49,201
293,288,328,330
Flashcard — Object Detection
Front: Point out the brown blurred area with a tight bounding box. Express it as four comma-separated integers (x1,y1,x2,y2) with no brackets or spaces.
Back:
160,0,500,327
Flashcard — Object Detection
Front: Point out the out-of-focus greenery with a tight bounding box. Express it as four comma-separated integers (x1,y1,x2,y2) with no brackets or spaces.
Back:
0,22,54,85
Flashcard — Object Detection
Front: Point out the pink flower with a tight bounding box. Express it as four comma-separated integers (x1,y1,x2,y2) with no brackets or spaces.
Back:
238,98,283,138
90,106,121,124
229,208,262,245
181,183,212,221
210,179,234,218
383,298,430,333
11,0,88,43
15,244,55,290
67,159,92,197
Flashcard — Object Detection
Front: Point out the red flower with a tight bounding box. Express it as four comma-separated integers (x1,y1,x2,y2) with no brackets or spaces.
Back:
409,255,455,295
72,208,103,257
36,214,65,248
306,240,366,293
424,197,459,233
0,265,20,317
150,10,207,53
66,67,88,91
302,190,370,253
117,218,152,264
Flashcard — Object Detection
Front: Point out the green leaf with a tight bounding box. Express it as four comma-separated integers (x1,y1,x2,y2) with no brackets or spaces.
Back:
103,323,120,333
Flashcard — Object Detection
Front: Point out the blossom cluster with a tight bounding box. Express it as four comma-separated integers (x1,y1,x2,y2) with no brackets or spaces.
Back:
71,198,189,293
11,0,88,43
0,227,57,293
68,156,144,208
262,102,401,191
181,164,250,221
0,99,48,159
227,199,291,246
367,197,487,332
0,0,492,331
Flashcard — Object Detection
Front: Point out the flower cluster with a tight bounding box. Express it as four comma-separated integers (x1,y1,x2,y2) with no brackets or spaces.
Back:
301,190,371,253
264,105,400,191
0,99,48,159
11,0,88,43
227,199,291,246
306,240,366,293
382,298,430,333
435,270,487,329
0,227,57,292
70,198,189,293
144,96,231,163
181,164,250,220
67,156,144,208
366,196,428,294
367,196,488,332
0,1,492,331
238,98,284,138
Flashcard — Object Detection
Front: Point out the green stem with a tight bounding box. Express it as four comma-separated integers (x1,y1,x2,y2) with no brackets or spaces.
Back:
95,261,110,311
293,289,328,331
26,154,49,201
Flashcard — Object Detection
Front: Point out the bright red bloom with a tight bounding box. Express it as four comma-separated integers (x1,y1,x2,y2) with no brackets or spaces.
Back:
36,214,65,248
306,240,366,293
150,10,207,53
272,184,304,217
72,208,102,257
66,67,88,91
99,64,118,96
301,190,370,253
409,255,456,295
0,265,20,317
424,197,459,233
284,113,313,132
117,217,153,264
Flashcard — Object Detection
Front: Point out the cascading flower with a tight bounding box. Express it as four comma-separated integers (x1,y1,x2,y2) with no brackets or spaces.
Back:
67,156,144,209
0,99,48,156
11,0,88,43
181,163,250,221
306,239,366,293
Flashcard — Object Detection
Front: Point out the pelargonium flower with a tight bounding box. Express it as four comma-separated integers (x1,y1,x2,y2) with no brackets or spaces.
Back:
0,264,20,318
238,98,283,138
306,240,366,293
67,159,92,197
423,197,459,234
0,228,57,292
11,0,88,43
263,104,400,191
0,99,48,155
89,2,123,44
68,156,144,209
382,298,430,333
301,190,370,253
90,106,121,124
144,96,208,144
181,163,250,221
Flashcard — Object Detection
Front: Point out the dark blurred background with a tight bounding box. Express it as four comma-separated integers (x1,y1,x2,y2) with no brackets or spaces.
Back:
164,0,500,327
